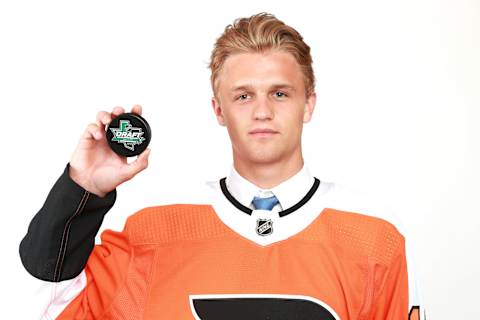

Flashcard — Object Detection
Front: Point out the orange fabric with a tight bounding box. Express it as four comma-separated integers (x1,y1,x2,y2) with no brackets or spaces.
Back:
57,204,409,319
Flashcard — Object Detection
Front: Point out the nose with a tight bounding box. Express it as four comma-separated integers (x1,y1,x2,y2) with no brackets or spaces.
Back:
252,94,274,120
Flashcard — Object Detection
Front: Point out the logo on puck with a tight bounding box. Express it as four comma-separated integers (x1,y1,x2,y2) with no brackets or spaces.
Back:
109,119,146,151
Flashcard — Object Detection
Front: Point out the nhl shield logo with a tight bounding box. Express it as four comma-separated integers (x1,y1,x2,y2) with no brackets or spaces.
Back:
256,218,273,236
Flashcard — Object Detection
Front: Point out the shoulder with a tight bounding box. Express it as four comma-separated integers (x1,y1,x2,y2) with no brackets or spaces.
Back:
122,203,226,245
110,177,228,245
308,181,408,265
124,177,220,229
321,181,409,238
319,181,425,314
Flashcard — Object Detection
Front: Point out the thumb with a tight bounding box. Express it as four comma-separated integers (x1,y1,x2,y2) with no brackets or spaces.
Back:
119,148,151,180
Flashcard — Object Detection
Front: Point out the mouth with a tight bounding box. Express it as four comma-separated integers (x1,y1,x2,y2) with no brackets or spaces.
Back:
248,128,279,137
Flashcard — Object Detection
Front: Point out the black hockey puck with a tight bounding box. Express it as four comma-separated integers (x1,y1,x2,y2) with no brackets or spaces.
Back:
106,112,151,157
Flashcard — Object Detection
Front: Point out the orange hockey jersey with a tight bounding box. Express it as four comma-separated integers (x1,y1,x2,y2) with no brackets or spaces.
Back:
52,178,422,319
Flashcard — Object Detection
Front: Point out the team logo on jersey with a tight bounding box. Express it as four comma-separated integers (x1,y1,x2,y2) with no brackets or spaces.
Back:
109,119,146,151
256,218,273,236
190,294,340,320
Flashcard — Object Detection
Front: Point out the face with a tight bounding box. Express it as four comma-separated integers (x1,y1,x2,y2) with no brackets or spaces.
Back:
211,50,316,166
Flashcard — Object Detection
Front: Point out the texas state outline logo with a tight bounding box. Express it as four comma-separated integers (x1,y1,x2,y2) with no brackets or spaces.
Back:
109,119,146,151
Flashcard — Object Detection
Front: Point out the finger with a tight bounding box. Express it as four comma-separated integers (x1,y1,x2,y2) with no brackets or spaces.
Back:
95,111,111,128
131,104,142,116
111,106,125,118
81,123,103,141
140,147,151,161
119,148,150,180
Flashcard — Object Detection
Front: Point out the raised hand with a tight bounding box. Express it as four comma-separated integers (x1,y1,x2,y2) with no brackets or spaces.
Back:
68,105,151,197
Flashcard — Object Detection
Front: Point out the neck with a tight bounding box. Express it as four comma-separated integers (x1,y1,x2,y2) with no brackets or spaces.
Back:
233,152,304,190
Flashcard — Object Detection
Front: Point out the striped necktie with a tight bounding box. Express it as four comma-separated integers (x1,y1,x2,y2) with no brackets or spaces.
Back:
252,194,279,211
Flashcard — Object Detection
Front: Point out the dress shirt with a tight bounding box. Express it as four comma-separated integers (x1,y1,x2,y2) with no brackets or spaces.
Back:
225,161,315,214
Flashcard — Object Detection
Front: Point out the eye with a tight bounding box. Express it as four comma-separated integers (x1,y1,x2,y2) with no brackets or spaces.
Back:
275,91,287,98
237,94,249,101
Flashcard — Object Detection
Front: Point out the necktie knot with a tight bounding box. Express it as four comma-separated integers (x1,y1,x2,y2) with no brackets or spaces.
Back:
252,195,279,211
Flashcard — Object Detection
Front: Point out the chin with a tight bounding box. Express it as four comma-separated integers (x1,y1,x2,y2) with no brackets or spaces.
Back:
246,148,283,165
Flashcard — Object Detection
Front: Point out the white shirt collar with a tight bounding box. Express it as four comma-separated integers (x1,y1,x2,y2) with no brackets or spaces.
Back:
225,162,314,211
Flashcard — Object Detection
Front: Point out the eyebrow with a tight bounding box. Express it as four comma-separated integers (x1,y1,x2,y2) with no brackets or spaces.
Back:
230,83,296,93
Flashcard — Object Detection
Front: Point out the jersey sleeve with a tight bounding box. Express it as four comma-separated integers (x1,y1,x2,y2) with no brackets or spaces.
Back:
19,162,117,282
326,183,426,319
385,207,426,320
54,228,133,319
371,237,410,319
18,163,118,318
371,239,426,320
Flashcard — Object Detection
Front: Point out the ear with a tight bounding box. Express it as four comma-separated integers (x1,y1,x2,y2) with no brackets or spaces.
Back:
303,92,316,123
211,96,226,126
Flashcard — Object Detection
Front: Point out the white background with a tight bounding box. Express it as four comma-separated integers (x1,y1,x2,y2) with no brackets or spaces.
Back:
1,0,478,318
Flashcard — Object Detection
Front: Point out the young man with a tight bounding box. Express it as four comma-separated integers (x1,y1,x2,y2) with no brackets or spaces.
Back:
20,12,425,319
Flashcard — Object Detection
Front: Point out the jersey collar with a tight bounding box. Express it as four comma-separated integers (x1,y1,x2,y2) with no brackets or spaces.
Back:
224,162,317,217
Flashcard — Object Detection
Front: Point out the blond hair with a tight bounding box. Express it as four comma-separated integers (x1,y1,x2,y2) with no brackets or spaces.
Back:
208,12,315,101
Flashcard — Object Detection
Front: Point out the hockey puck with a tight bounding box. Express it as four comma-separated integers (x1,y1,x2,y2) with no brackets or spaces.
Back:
106,112,151,157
